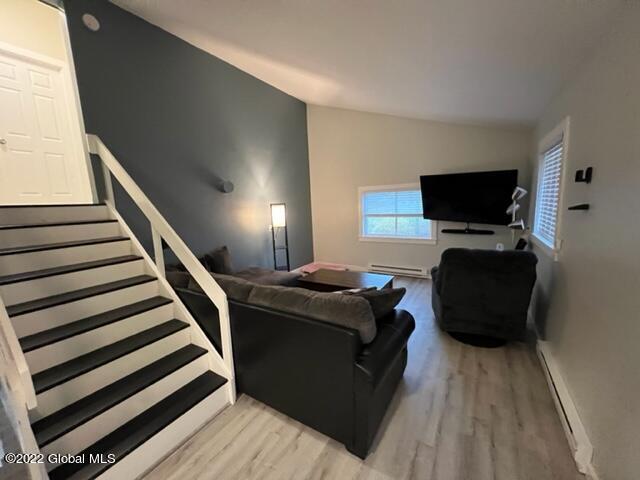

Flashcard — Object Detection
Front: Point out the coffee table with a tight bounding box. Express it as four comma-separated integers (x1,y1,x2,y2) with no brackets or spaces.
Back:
297,269,394,292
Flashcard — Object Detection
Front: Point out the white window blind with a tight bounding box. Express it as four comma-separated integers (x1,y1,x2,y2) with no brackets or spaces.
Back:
360,188,432,240
534,139,564,248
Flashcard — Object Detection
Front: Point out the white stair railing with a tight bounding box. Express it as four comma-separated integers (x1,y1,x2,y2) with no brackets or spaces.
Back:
0,296,46,479
87,134,235,402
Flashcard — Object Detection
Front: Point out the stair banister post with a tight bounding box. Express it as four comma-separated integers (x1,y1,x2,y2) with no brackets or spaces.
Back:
217,299,236,403
151,227,166,278
101,160,115,207
0,298,45,479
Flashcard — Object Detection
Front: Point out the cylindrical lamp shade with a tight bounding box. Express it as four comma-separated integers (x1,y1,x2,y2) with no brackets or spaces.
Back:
271,203,287,227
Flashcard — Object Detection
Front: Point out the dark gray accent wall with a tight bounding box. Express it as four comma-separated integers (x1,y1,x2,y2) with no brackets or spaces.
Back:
64,0,313,270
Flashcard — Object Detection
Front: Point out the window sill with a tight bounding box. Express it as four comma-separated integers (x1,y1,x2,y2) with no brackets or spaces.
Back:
359,236,437,245
531,233,560,261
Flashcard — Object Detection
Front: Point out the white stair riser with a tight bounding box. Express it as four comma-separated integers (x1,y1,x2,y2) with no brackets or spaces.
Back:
1,260,147,306
42,355,210,460
0,205,110,226
0,222,121,249
0,240,132,276
32,329,191,421
25,303,174,374
96,386,229,480
11,281,160,338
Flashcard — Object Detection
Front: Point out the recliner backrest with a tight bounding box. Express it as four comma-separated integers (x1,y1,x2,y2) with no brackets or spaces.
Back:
436,248,538,315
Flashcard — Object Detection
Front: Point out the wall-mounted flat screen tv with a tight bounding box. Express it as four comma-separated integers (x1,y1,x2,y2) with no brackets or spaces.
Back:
420,169,517,225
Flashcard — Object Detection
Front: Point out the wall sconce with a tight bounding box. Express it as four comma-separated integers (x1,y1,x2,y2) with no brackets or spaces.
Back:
270,203,290,271
217,179,234,194
82,13,101,32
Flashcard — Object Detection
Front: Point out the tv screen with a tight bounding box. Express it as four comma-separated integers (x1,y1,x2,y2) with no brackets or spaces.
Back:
420,169,517,225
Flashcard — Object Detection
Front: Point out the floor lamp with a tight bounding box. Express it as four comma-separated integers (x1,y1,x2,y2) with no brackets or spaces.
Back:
270,203,290,271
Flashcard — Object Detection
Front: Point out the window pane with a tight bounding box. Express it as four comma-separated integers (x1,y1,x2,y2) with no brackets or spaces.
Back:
363,191,396,215
363,189,424,216
397,216,431,237
396,190,423,215
534,138,564,248
361,187,433,240
364,216,396,236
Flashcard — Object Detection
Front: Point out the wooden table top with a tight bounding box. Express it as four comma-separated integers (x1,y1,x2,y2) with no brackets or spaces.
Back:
297,269,394,291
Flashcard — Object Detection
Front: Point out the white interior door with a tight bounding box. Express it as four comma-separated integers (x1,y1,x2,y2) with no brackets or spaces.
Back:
0,47,92,205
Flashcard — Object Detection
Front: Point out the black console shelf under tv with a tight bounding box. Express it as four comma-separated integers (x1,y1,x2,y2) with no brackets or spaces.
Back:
441,223,495,235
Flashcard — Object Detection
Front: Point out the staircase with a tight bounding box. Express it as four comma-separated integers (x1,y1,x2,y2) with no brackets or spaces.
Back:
0,185,234,477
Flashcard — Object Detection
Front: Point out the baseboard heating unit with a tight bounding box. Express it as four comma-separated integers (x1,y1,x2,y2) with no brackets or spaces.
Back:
537,341,597,479
368,263,428,278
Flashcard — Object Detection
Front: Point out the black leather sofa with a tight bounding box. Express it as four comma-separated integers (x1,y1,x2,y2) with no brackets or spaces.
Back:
174,287,415,458
431,248,537,341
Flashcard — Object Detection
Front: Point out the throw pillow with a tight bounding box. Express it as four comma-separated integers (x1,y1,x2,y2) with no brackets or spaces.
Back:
203,245,234,274
233,267,302,286
346,287,406,320
166,262,187,272
165,271,191,289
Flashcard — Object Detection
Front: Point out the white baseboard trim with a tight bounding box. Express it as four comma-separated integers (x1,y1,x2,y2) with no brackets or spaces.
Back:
536,340,597,478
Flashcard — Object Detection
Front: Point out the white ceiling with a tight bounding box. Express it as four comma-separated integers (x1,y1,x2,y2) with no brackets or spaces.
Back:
112,0,622,126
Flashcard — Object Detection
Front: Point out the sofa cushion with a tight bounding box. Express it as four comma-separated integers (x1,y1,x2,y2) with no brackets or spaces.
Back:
166,262,187,272
203,245,234,274
344,287,406,320
188,272,254,302
233,267,301,286
248,285,377,343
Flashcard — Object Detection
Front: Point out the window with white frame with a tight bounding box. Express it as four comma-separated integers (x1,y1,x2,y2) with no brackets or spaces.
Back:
359,185,434,242
533,126,567,250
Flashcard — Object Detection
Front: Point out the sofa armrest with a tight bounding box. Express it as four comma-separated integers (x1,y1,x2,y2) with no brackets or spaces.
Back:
350,309,414,458
229,300,362,447
355,309,415,389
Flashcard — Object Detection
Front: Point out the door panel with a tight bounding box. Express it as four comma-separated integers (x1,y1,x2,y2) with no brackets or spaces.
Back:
0,50,89,204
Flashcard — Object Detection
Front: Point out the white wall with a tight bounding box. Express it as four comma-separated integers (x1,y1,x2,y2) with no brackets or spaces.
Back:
0,0,67,60
529,5,640,480
307,105,532,271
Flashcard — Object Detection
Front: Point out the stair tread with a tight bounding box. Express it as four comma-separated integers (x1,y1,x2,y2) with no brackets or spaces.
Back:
0,255,142,285
20,296,173,352
32,344,208,447
6,275,156,317
32,320,189,394
0,219,117,230
48,371,227,480
0,236,129,256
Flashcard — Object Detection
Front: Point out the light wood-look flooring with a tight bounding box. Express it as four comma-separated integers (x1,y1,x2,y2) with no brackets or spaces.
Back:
146,277,583,480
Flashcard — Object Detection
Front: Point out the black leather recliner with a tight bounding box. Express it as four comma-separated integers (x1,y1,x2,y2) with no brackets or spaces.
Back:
175,288,415,459
431,248,537,341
